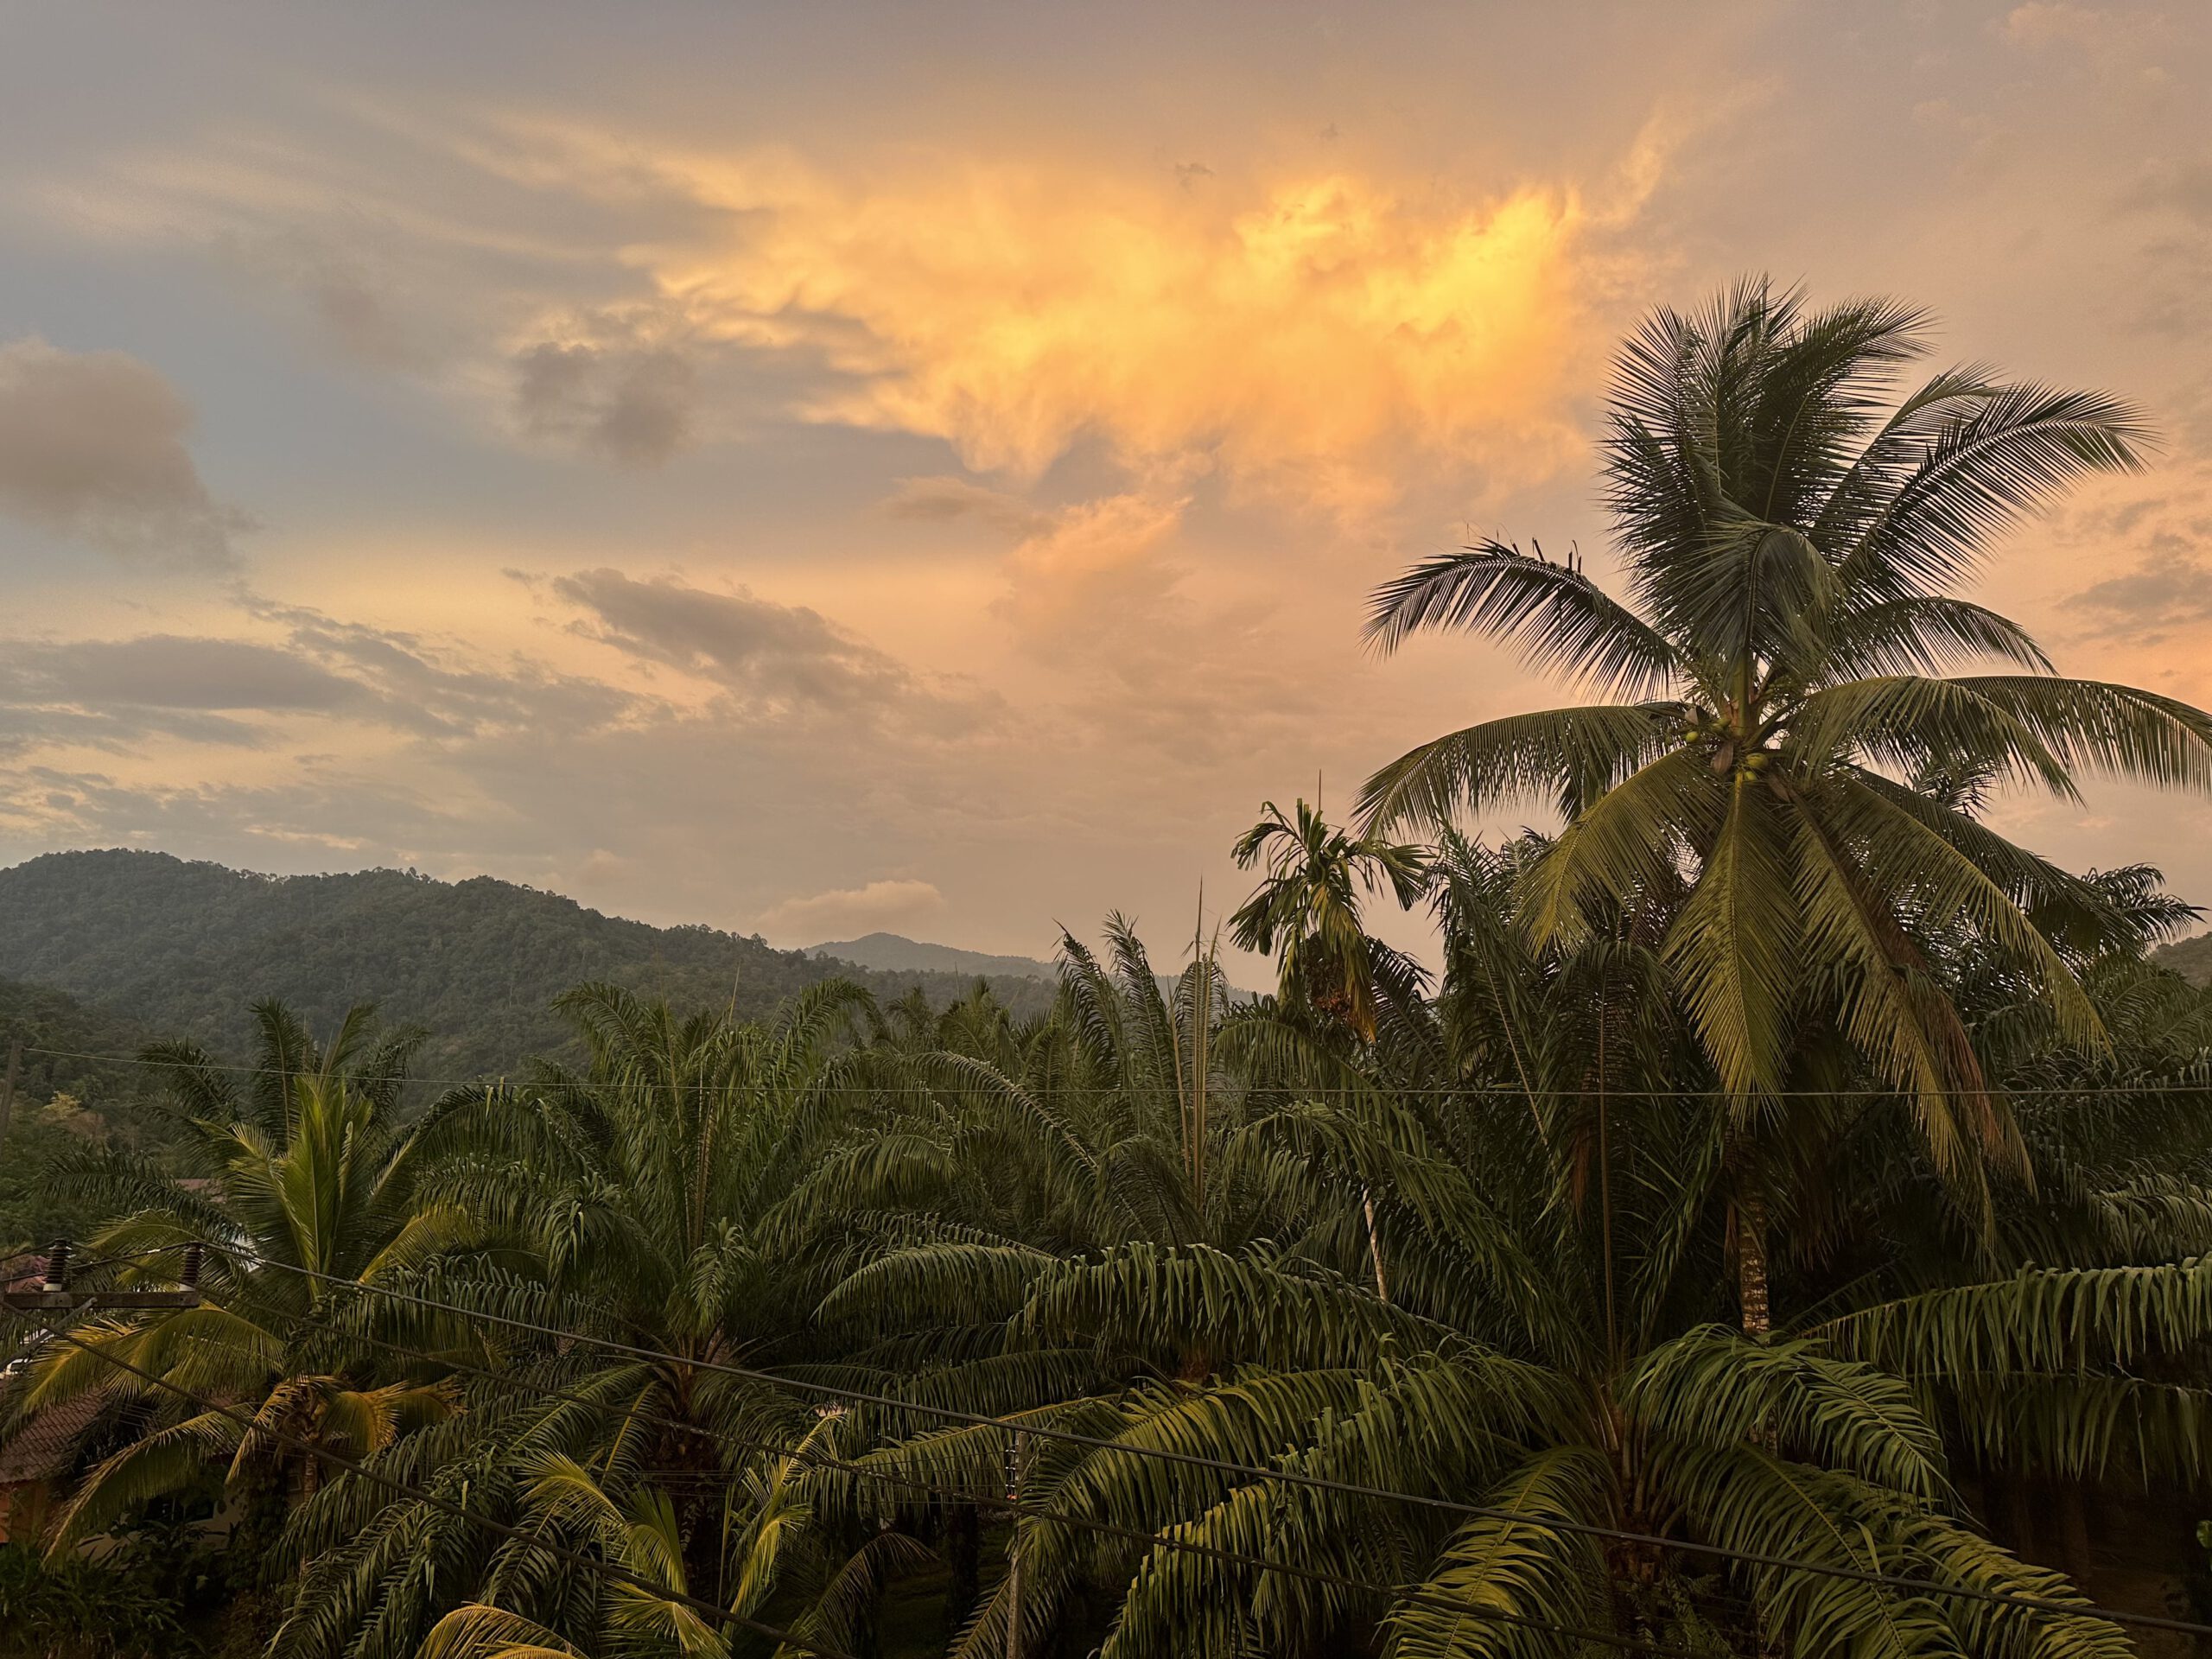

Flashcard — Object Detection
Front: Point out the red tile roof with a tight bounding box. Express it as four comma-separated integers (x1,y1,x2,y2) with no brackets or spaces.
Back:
0,1394,101,1486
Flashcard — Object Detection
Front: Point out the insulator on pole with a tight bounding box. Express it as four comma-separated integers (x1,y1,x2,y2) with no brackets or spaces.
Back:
181,1243,204,1288
43,1238,70,1292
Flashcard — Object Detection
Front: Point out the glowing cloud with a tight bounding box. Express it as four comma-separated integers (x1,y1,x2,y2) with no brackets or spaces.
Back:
638,154,1608,507
40,103,1659,505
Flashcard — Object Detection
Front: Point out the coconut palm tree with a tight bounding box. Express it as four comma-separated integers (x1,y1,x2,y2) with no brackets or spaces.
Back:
0,1001,464,1553
1358,279,2212,1321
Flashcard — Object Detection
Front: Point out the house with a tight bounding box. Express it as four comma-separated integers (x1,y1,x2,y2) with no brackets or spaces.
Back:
0,1253,97,1547
0,1390,99,1546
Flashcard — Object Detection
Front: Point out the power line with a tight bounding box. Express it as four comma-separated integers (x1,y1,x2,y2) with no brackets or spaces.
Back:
1,1304,865,1659
244,1300,1689,1656
190,1244,2194,1639
22,1043,2212,1099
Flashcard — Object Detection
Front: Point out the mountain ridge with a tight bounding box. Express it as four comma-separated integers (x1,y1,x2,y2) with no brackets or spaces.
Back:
0,850,1054,1077
806,931,1058,982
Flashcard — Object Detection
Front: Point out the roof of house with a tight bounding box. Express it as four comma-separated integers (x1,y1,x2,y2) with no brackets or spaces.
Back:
0,1394,102,1486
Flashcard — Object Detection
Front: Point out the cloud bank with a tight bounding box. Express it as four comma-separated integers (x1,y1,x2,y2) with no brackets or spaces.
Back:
755,877,948,943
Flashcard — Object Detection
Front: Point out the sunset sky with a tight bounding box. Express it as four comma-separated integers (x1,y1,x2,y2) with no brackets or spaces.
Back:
3,2,2209,967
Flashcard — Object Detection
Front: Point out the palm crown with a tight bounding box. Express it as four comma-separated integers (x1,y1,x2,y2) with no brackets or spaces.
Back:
1230,798,1429,1042
1359,280,2212,1187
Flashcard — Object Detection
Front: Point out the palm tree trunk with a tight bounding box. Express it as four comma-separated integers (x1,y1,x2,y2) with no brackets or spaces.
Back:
2003,1472,2039,1562
946,1501,981,1638
2056,1482,2094,1586
1596,1003,1616,1364
1362,1188,1389,1302
1005,1430,1027,1659
1738,1185,1771,1338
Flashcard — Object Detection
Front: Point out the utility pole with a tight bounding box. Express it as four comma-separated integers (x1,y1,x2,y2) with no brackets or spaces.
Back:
2,1236,204,1312
1004,1429,1027,1659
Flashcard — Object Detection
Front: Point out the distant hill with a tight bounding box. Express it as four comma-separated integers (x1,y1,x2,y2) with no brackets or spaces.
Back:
807,931,1249,1002
2157,931,2212,988
808,931,1057,982
0,850,1053,1079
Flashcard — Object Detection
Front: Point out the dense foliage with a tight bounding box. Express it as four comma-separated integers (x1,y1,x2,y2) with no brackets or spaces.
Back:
0,978,166,1253
2160,932,2212,988
9,904,2211,1659
8,282,2212,1658
0,851,1054,1079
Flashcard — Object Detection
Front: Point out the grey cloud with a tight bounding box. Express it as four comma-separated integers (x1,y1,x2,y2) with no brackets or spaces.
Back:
0,764,446,863
880,476,1052,538
210,229,423,370
2126,158,2212,226
9,636,366,712
0,338,249,567
0,699,986,931
310,269,410,365
514,342,697,467
2061,471,2212,642
0,636,366,753
2114,161,2212,337
555,568,921,715
0,607,646,756
2069,551,2212,640
247,601,643,737
0,703,271,758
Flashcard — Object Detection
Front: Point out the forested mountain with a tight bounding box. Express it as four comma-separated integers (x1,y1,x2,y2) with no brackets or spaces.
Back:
0,850,1052,1079
2158,929,2212,987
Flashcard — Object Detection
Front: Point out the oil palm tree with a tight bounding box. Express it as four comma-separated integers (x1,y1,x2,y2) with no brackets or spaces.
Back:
268,979,922,1659
1358,279,2212,1318
835,1024,2212,1659
406,1413,931,1659
811,919,1370,1389
0,1001,464,1552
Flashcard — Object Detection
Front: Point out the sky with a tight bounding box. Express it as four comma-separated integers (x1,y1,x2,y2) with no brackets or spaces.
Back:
3,1,2210,969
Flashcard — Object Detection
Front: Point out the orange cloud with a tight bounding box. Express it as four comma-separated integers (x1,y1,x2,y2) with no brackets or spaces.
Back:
639,153,1612,509
38,103,1662,507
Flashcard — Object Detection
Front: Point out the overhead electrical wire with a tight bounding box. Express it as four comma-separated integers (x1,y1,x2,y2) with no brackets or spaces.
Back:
2,1304,865,1659
99,1240,2201,1641
18,1042,2211,1099
232,1298,1700,1656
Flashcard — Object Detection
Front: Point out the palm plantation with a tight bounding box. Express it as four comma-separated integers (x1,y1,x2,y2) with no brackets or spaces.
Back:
6,280,2212,1658
272,979,929,1659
